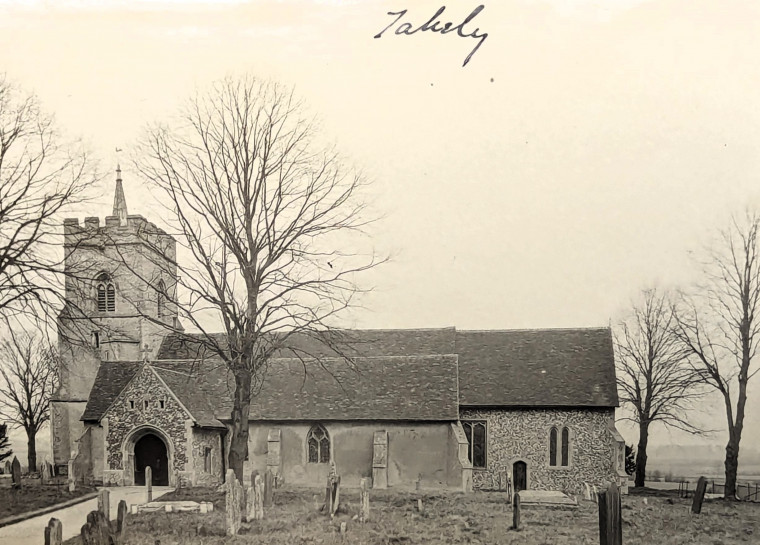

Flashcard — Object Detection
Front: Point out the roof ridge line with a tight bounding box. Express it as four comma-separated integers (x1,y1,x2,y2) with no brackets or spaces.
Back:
458,326,609,333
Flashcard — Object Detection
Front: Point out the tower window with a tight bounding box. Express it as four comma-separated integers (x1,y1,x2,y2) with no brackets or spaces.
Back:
157,280,166,318
129,400,135,409
96,273,116,312
307,424,330,464
92,331,100,348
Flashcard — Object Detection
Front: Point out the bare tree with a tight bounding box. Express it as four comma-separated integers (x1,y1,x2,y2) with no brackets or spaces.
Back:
129,75,382,481
0,74,93,325
673,211,760,500
0,327,58,472
615,288,704,487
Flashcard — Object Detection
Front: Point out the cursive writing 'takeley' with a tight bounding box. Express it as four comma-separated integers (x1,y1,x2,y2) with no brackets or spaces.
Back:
374,5,489,67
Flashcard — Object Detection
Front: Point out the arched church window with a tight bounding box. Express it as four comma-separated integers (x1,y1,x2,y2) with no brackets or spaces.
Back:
549,426,570,467
307,424,330,463
157,280,166,317
96,273,116,312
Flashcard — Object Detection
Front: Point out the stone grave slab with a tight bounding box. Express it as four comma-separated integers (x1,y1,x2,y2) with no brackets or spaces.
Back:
517,490,578,507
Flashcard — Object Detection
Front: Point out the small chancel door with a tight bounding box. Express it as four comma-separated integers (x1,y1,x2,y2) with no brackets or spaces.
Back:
513,461,527,492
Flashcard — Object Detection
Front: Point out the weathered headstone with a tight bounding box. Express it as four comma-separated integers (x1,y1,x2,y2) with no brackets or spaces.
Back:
116,500,128,544
11,456,21,489
416,498,423,513
225,469,243,535
98,489,110,521
67,459,75,492
254,474,264,520
264,469,274,507
323,474,341,517
41,462,50,485
80,510,111,545
44,518,63,545
4,460,10,474
146,466,153,502
360,477,370,523
512,491,521,530
691,476,708,514
598,482,622,545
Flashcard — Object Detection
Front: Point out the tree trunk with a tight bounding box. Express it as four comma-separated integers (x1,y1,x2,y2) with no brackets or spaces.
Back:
724,434,739,500
634,421,649,488
26,429,37,473
227,369,252,483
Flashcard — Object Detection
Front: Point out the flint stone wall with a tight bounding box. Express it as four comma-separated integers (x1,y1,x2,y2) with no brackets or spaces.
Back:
459,407,617,494
104,366,190,473
191,428,224,486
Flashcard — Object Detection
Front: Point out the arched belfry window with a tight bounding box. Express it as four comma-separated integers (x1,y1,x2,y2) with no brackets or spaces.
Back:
96,273,116,312
307,424,330,463
549,426,570,467
157,280,166,318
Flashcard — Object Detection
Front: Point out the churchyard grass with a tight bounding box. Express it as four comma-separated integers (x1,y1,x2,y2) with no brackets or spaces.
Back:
60,486,759,544
0,477,97,519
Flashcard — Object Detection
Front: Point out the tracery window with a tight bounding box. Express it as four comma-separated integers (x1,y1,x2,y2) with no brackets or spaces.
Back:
549,426,570,467
462,420,487,468
307,424,330,463
96,273,116,312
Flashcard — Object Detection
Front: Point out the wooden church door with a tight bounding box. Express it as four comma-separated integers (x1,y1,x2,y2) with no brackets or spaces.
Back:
513,461,527,492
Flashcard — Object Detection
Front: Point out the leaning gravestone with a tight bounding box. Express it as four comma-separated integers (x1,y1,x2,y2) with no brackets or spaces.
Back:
11,456,22,489
691,476,708,514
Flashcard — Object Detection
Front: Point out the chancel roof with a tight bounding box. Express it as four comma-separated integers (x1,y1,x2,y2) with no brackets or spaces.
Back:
82,326,618,425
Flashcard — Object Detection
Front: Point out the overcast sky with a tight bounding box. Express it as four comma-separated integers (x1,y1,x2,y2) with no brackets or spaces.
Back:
1,0,759,459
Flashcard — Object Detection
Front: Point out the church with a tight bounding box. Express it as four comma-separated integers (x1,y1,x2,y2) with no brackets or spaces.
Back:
50,171,628,495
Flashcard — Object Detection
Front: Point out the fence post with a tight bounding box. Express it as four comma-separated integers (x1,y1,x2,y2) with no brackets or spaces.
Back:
598,482,622,545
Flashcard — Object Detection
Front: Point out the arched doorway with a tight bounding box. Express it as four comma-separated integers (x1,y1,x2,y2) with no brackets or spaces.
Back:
513,461,527,492
134,433,169,486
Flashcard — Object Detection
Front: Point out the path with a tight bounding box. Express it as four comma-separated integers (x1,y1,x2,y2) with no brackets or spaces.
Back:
0,486,172,545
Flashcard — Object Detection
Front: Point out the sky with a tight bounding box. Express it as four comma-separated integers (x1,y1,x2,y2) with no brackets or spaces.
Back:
1,0,759,463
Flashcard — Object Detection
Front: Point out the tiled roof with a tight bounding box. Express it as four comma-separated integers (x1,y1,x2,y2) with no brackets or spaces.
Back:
155,328,457,360
81,361,142,421
83,327,618,423
456,328,618,407
153,354,460,421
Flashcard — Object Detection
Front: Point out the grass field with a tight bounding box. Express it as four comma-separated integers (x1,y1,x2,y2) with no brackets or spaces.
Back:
0,478,97,520
61,486,759,544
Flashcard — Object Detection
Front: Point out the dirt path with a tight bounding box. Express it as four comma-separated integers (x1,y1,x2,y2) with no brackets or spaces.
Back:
0,486,172,545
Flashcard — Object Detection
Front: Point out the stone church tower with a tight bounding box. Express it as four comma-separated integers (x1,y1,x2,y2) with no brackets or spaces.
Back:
50,167,178,471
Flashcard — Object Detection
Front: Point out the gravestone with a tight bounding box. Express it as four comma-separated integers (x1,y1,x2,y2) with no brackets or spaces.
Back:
146,466,153,502
324,474,341,517
691,476,708,514
67,459,75,492
254,474,264,520
11,456,21,489
264,469,274,507
4,460,10,474
80,510,111,545
360,477,370,523
598,482,622,545
41,462,50,484
512,492,521,530
116,500,128,544
44,518,63,545
225,469,245,535
98,489,110,521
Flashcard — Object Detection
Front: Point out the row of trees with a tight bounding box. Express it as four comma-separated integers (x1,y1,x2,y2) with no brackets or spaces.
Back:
0,73,379,478
616,213,760,499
